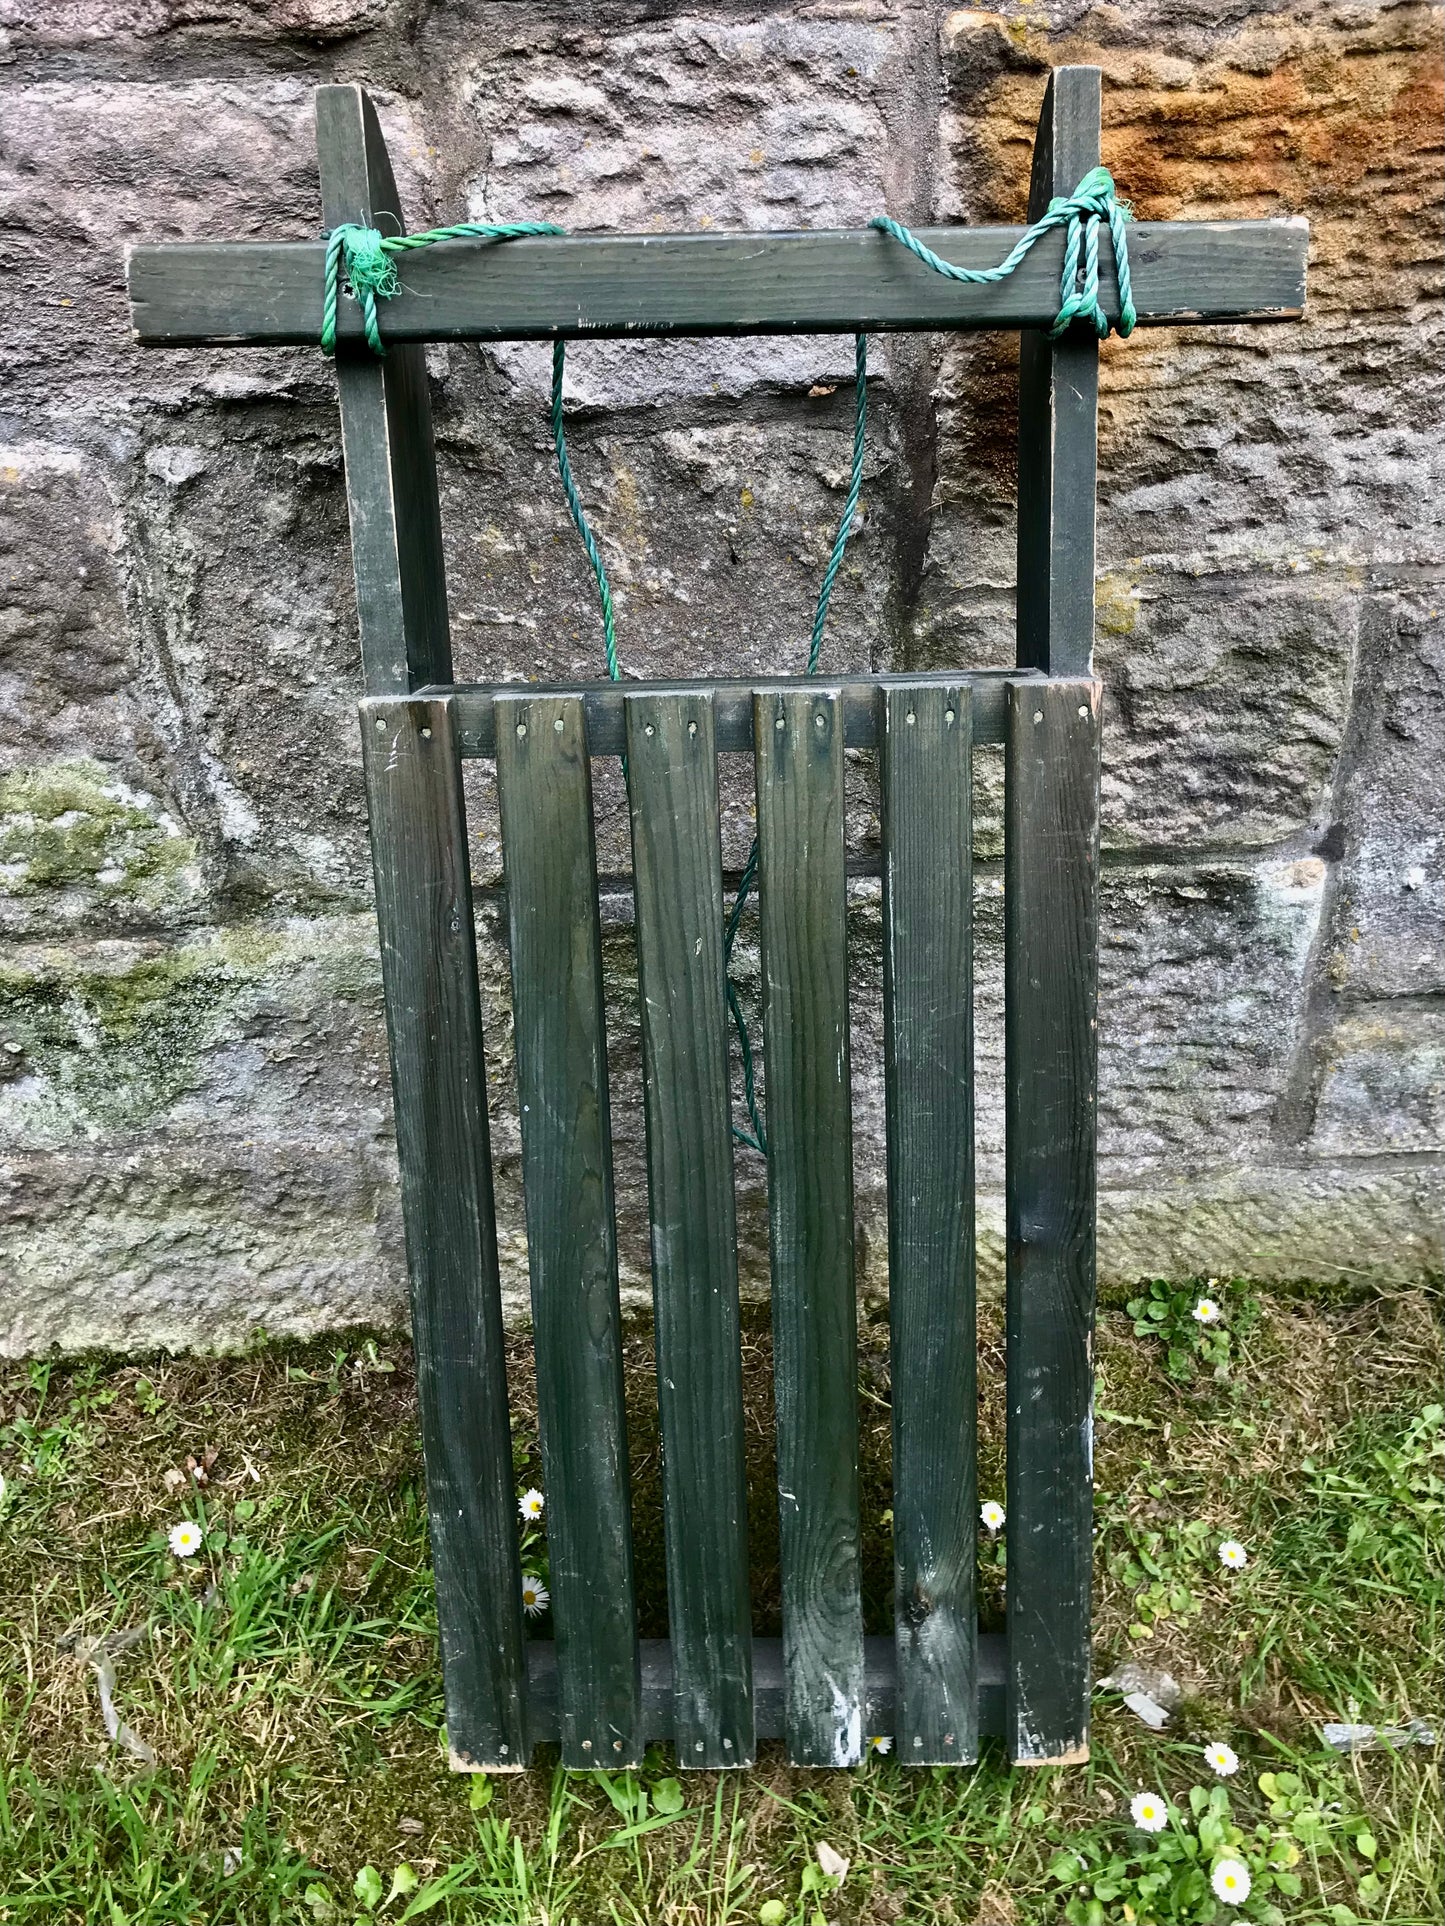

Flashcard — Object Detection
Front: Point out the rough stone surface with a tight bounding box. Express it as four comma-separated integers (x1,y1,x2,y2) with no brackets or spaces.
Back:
0,1,1439,1353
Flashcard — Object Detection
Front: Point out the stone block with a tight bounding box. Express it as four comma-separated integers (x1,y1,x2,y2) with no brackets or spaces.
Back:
439,9,918,408
1310,1005,1445,1156
1322,590,1445,1000
0,81,429,414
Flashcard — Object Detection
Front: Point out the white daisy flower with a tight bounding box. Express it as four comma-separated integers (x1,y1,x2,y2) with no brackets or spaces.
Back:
1129,1791,1168,1833
518,1488,545,1521
867,1735,892,1755
1211,1859,1251,1906
1192,1297,1222,1324
980,1500,1006,1532
520,1574,550,1617
1203,1740,1239,1777
1217,1539,1249,1571
168,1520,204,1558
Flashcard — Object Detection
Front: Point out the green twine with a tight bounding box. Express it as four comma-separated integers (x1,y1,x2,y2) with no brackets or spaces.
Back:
320,169,1133,1154
869,165,1136,340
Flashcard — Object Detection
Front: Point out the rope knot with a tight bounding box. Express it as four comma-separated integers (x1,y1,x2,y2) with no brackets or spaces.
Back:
870,165,1137,342
338,225,401,300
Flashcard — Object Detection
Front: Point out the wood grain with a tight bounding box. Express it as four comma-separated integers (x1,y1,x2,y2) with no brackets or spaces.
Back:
880,683,978,1765
1003,678,1101,1765
754,686,864,1768
316,86,451,695
1017,67,1101,678
443,671,1038,759
127,217,1308,346
494,691,642,1769
626,692,755,1769
359,695,528,1768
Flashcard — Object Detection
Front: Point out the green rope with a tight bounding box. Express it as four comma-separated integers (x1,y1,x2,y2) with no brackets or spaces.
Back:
320,167,1132,1155
550,340,619,683
870,165,1136,339
320,220,566,357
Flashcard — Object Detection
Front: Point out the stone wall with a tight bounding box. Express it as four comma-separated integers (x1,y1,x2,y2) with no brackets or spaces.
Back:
0,0,1439,1353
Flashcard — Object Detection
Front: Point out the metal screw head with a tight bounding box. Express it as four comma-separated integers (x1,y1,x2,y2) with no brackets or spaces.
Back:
1033,709,1044,725
516,722,528,738
554,716,565,732
420,726,432,739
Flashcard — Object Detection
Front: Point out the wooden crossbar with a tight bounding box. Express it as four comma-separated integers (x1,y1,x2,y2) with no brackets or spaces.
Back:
126,216,1306,347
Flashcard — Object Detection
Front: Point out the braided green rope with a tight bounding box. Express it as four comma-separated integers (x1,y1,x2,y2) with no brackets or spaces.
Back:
550,340,619,683
320,219,566,357
870,165,1136,339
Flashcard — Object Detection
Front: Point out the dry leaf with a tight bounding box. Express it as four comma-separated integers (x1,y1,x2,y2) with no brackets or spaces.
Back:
815,1841,849,1882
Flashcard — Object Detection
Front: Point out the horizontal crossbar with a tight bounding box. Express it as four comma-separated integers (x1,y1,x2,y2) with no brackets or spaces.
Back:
512,1634,1006,1761
410,671,1052,756
127,218,1307,346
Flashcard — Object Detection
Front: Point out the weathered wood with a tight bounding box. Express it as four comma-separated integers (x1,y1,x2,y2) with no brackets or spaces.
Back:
443,671,1038,759
625,692,754,1770
754,686,864,1767
358,695,527,1769
880,683,978,1765
1003,678,1102,1764
1016,67,1101,677
127,217,1309,347
316,85,451,694
493,690,641,1768
515,1633,1008,1752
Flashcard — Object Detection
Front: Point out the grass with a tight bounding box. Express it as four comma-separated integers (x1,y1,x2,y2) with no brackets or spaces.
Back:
0,1280,1439,1925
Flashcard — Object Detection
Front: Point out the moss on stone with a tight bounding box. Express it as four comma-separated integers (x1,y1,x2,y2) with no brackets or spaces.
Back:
0,759,201,907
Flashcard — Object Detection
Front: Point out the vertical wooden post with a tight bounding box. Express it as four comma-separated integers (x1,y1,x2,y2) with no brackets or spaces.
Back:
881,683,978,1765
1016,66,1101,677
1003,678,1101,1764
493,692,642,1770
754,686,864,1769
317,85,452,694
360,695,528,1769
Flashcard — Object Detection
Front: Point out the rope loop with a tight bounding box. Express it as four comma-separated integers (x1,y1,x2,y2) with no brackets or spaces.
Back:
870,164,1136,340
319,218,565,357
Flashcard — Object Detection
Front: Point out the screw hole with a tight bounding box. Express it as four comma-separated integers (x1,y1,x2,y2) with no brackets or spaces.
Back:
644,724,655,737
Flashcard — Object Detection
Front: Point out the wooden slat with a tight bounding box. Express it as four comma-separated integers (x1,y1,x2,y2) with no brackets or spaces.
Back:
443,670,1036,759
359,696,528,1769
316,85,451,694
625,692,754,1769
521,1633,1008,1749
1003,678,1102,1764
1016,67,1100,677
754,686,864,1767
126,216,1309,346
880,683,978,1764
493,690,641,1768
